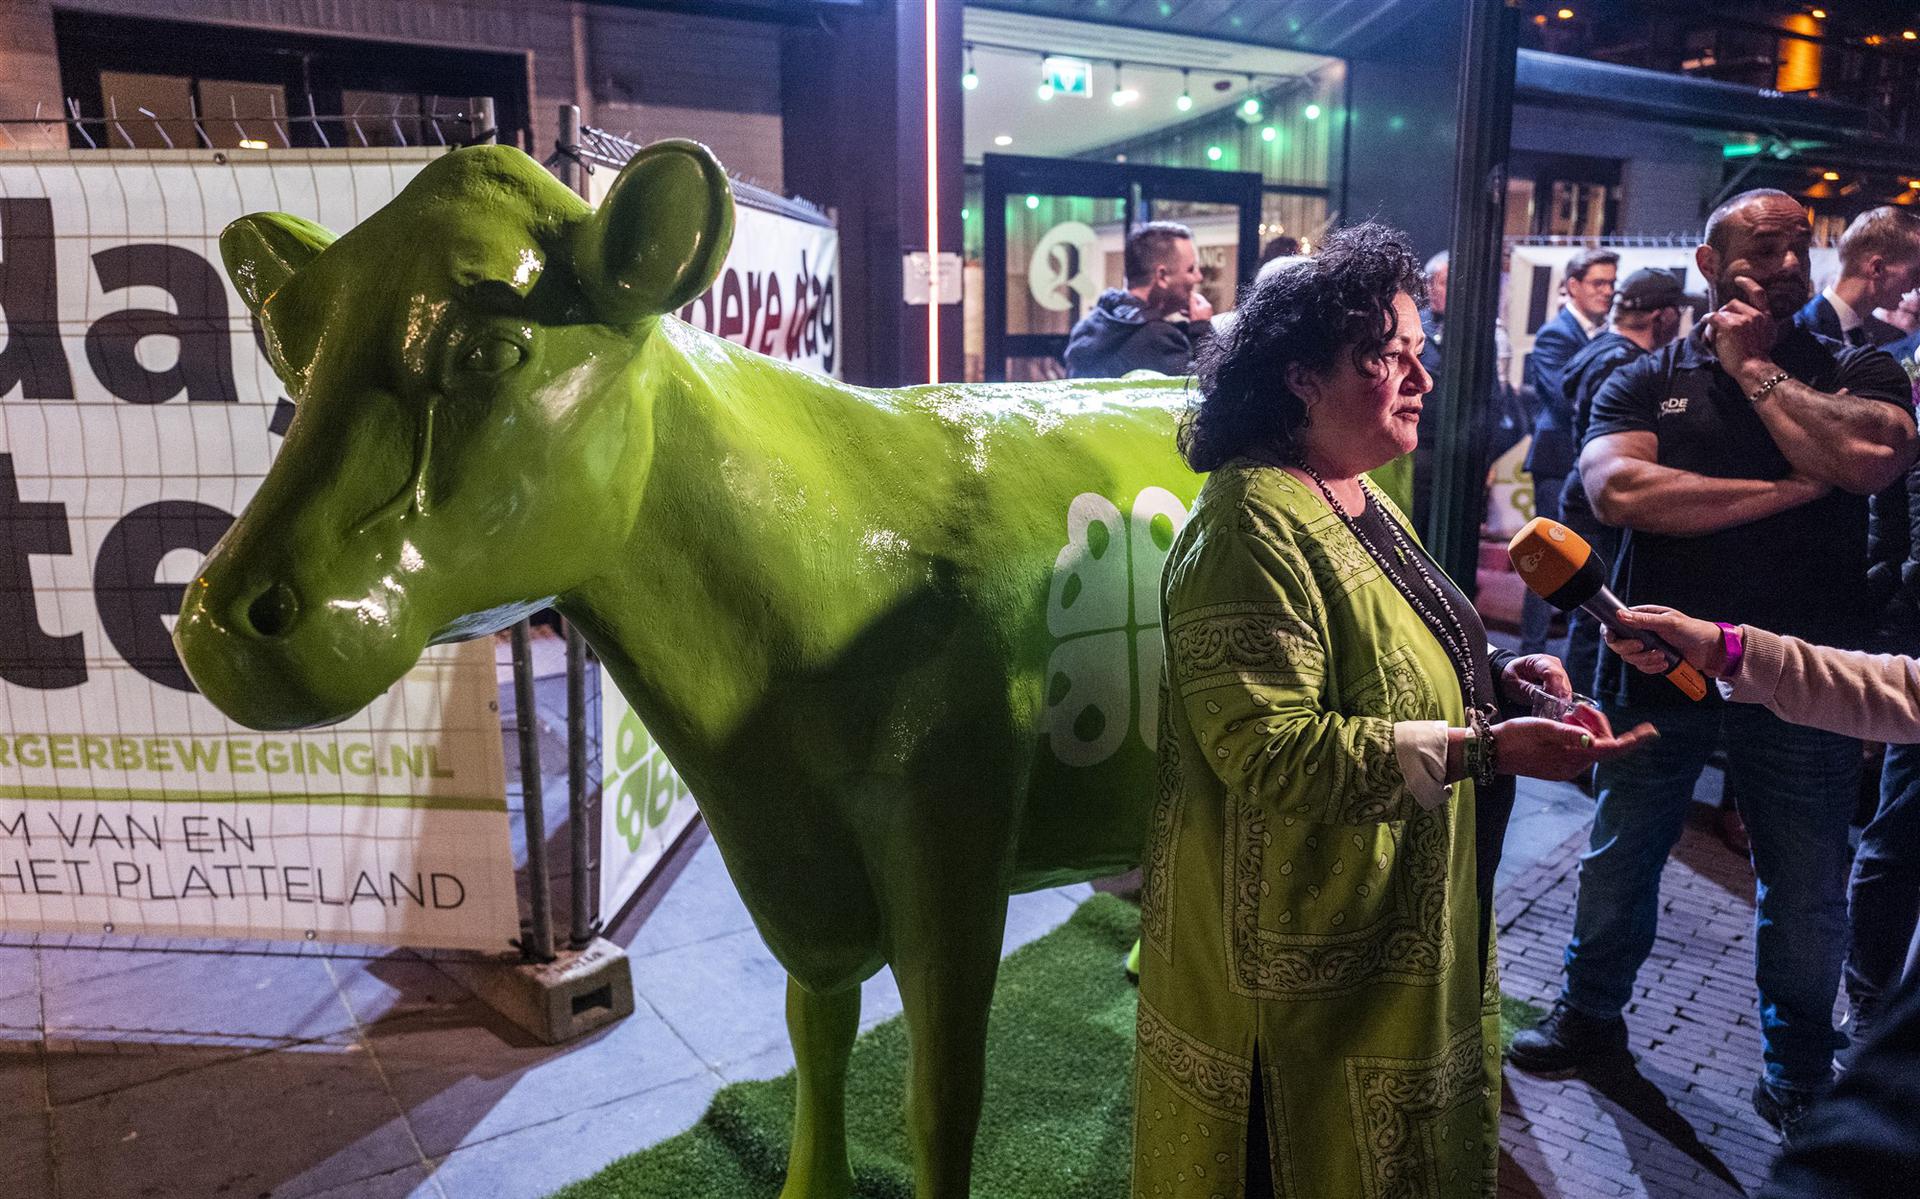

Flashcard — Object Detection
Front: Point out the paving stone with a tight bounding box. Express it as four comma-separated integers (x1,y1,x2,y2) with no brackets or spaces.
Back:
50,1044,418,1199
1496,812,1793,1197
38,948,354,1047
623,837,756,959
427,1072,724,1199
1,1047,53,1199
365,990,708,1159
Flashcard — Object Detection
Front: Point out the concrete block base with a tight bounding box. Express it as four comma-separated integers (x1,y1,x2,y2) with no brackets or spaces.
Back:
435,937,634,1045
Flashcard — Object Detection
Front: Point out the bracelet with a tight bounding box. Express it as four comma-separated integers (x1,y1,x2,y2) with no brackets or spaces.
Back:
1466,707,1498,790
1745,369,1790,405
1714,621,1745,677
1480,711,1499,789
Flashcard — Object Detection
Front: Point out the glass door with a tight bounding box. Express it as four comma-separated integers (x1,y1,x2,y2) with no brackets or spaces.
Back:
983,153,1262,382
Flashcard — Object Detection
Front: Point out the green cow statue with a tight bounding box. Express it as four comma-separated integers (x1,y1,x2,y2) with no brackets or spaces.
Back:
174,140,1399,1197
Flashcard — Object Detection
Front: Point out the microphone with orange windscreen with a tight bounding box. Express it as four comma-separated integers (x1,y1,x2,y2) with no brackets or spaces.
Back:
1507,517,1709,701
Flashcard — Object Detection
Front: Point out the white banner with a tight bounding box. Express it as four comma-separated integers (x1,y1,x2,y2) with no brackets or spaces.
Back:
589,168,840,377
598,669,699,921
1504,241,1841,390
0,148,516,950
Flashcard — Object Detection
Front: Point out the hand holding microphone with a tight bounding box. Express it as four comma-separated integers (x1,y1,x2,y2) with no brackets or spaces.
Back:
1507,517,1710,701
1605,607,1732,677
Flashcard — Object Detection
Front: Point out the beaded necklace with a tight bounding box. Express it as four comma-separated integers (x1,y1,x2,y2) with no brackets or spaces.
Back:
1294,461,1495,735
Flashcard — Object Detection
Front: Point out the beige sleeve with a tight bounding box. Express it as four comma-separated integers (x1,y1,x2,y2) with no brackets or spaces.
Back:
1724,626,1920,742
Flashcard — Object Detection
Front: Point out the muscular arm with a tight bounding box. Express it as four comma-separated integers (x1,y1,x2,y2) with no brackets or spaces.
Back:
1580,431,1827,536
1735,367,1917,494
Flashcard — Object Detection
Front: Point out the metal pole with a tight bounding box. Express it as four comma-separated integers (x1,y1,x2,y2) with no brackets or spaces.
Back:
557,104,583,194
566,621,594,949
1426,0,1522,595
554,101,597,952
475,96,497,146
511,620,555,963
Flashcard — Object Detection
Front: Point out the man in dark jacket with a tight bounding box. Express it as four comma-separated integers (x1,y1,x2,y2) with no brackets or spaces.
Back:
1556,269,1690,696
1063,221,1213,378
1519,247,1618,653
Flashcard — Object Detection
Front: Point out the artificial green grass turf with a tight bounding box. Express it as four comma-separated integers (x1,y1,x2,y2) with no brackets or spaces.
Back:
551,895,1548,1199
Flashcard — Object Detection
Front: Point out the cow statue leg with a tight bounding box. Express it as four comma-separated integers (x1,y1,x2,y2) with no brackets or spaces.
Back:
779,978,861,1199
891,896,1009,1197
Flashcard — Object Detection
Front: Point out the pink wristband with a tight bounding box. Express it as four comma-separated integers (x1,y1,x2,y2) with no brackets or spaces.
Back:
1715,622,1744,677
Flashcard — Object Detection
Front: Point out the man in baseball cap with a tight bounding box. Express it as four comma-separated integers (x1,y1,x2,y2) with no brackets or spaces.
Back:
1531,268,1695,729
1613,266,1705,316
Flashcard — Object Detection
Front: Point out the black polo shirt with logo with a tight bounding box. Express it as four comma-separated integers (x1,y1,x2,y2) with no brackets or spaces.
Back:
1584,324,1914,706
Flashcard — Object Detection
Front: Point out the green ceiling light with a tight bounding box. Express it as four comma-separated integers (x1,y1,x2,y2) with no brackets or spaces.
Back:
1241,96,1262,119
1026,194,1040,210
1303,103,1323,120
1261,125,1278,142
962,45,979,91
1176,68,1193,112
1205,144,1224,162
960,207,971,222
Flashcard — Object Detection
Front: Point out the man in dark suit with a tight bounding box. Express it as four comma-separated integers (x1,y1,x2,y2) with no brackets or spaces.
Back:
1519,247,1618,653
1796,206,1920,349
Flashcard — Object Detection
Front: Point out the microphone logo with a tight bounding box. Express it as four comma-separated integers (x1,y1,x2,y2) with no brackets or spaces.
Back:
1518,550,1544,573
1546,525,1567,543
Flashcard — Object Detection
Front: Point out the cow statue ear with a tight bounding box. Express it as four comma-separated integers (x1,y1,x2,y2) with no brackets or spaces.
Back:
575,138,734,323
221,213,337,316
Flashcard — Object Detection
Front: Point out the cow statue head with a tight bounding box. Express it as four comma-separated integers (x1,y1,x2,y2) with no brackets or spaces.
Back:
174,141,734,729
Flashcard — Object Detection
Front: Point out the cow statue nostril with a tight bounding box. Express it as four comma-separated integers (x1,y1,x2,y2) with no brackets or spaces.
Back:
243,581,302,639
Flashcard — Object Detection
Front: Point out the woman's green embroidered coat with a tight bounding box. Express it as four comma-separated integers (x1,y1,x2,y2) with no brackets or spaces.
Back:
1133,460,1500,1198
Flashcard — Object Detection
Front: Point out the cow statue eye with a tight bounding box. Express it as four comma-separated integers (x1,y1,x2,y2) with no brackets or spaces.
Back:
462,336,526,376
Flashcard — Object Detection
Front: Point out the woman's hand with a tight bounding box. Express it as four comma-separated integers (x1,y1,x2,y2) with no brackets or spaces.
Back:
1606,605,1730,676
1493,716,1657,781
1500,653,1572,706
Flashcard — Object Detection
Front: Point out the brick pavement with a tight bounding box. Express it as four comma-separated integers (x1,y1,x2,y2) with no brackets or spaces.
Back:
1496,809,1793,1198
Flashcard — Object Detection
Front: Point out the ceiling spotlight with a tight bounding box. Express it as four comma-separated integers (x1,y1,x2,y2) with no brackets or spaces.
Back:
1110,62,1138,106
994,134,1013,146
1303,103,1322,120
1025,194,1040,210
1206,144,1223,162
1822,170,1841,181
1261,125,1278,142
1811,8,1827,18
1557,6,1574,18
962,45,978,91
1176,68,1193,112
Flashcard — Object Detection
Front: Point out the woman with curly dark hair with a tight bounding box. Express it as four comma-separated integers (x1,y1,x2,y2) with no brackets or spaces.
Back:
1132,223,1650,1198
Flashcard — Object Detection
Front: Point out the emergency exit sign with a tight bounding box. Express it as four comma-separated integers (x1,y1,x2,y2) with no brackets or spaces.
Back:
1043,56,1092,98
